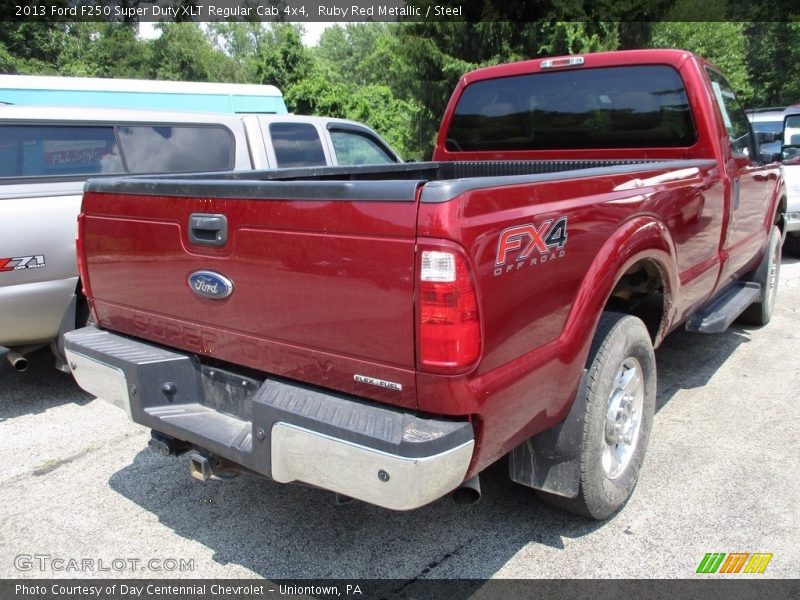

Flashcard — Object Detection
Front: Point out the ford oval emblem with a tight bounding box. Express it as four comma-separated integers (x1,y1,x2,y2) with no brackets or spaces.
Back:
188,271,234,300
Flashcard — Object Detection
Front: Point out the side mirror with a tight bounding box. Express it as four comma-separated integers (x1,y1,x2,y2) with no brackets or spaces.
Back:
760,149,782,163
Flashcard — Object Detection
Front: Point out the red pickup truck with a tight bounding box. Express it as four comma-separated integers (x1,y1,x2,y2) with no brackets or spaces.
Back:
65,50,785,519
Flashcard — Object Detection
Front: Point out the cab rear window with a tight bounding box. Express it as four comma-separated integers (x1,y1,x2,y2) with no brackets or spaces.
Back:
269,122,327,168
446,65,697,151
0,124,234,179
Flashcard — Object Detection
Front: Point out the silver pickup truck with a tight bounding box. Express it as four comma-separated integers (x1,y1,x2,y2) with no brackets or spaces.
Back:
0,105,401,371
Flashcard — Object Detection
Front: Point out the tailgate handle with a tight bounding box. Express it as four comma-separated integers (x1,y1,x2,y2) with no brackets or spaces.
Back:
188,213,227,247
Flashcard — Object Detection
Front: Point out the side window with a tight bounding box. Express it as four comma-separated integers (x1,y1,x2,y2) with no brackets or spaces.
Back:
330,129,397,165
706,68,753,157
0,125,122,178
269,122,327,168
116,125,234,173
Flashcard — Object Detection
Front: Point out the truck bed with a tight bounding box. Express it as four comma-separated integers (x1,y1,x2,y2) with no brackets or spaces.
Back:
79,158,716,412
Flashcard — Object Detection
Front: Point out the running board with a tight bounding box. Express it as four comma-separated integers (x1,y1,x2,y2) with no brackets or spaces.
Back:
685,282,761,333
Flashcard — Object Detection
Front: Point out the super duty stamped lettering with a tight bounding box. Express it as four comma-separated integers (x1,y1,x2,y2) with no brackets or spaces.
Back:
494,217,568,276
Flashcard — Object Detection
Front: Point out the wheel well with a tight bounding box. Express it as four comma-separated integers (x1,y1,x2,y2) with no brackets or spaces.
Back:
603,260,665,344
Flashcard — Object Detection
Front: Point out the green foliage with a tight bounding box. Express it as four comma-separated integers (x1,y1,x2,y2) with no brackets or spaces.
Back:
3,17,799,157
744,22,800,107
151,23,226,81
0,42,16,74
650,21,753,102
538,22,621,56
256,24,313,89
285,72,421,160
204,22,268,83
0,23,74,74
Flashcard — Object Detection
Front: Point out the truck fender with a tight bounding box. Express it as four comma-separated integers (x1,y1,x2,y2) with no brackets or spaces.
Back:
562,216,679,355
509,217,677,498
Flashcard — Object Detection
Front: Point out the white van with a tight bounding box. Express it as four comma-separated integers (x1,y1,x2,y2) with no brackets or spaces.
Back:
0,74,288,114
0,105,402,371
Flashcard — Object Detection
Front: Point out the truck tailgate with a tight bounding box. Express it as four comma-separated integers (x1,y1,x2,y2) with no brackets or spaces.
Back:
80,179,423,409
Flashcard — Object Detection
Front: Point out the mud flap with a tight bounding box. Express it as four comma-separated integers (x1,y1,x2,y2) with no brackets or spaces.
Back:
508,369,588,498
51,293,77,373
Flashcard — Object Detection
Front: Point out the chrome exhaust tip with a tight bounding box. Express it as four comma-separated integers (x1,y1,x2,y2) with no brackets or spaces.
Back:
452,474,481,505
6,350,29,373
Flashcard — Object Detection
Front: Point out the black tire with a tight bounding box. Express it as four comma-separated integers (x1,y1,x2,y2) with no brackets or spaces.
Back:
739,225,782,326
536,312,656,519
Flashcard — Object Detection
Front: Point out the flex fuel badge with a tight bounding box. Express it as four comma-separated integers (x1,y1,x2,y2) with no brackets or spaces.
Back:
0,255,45,272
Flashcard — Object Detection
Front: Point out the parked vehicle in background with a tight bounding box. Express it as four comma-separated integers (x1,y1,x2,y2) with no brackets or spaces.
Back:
780,112,800,254
0,105,401,372
66,49,785,520
747,107,786,152
0,74,288,114
748,107,800,254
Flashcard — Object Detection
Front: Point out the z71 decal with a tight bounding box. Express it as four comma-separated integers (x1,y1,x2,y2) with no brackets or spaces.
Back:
494,217,567,276
0,255,46,273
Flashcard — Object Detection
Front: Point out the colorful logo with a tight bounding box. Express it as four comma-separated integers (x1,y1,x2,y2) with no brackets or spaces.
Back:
494,217,568,276
696,552,773,574
187,271,234,300
0,255,45,272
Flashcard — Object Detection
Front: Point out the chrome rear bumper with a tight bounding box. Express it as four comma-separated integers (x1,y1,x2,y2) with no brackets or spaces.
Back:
64,326,474,510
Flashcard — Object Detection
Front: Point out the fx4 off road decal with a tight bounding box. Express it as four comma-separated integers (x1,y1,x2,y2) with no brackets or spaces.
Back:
0,255,46,273
494,217,568,276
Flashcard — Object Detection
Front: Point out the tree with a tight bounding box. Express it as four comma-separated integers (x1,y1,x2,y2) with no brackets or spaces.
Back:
205,22,270,83
649,21,753,102
744,22,800,107
0,23,73,74
256,24,313,89
84,23,152,79
150,22,226,82
285,73,422,160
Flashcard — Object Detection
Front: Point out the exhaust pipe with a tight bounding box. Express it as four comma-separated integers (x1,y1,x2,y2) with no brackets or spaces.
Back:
452,474,481,505
6,350,29,373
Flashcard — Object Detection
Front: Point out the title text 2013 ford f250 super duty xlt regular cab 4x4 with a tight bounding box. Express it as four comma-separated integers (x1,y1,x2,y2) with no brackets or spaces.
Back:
64,50,786,519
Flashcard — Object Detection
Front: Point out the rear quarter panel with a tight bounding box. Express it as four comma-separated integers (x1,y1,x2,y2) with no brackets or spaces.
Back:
416,163,722,474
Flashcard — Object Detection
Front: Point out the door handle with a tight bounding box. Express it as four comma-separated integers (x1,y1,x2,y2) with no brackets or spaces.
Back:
188,213,228,247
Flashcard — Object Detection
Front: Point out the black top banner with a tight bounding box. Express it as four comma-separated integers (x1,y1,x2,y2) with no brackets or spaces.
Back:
2,0,799,23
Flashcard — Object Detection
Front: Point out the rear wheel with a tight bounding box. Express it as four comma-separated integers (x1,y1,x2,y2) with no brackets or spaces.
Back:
739,225,782,326
536,312,656,519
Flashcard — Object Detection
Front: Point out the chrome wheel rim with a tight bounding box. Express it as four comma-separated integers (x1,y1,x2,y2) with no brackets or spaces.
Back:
602,357,644,479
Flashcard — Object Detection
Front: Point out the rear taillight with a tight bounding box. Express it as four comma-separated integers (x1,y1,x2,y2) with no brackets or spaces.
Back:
418,247,481,372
